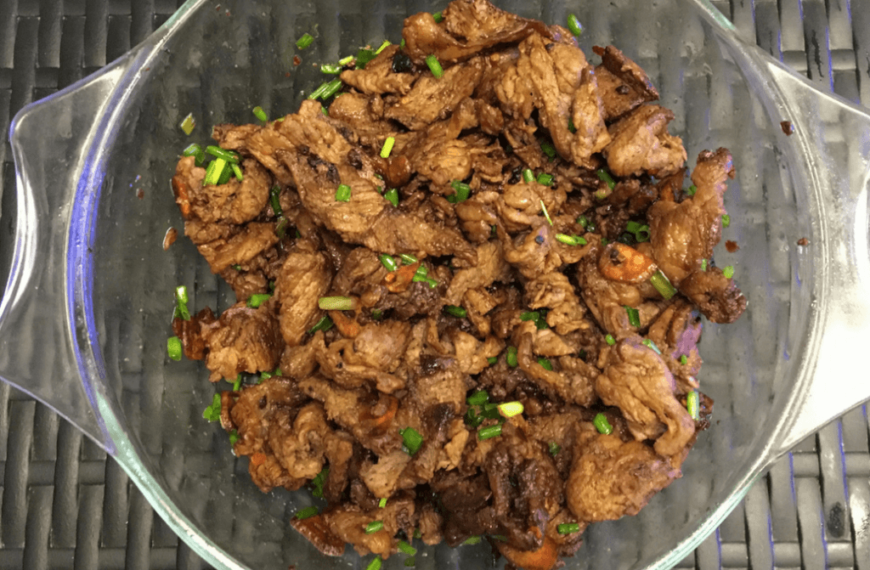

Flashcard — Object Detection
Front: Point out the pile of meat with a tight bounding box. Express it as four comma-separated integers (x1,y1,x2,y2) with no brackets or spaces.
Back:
170,1,745,568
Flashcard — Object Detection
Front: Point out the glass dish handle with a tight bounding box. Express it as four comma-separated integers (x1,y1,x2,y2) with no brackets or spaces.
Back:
758,57,870,458
0,55,142,450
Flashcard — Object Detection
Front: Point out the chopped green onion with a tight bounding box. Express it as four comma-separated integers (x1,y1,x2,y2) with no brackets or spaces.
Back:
680,355,688,365
253,106,268,122
478,425,502,440
558,522,581,535
321,78,343,99
204,157,227,186
498,401,524,418
593,413,613,435
414,529,422,539
296,506,319,520
400,427,424,455
625,306,641,327
318,296,355,311
650,271,677,300
202,393,221,422
339,55,354,66
335,184,352,202
596,169,616,190
687,390,700,421
384,188,399,207
366,558,382,570
432,11,443,22
175,285,189,305
182,143,205,166
701,259,708,272
311,466,329,498
308,316,334,334
379,497,387,508
270,186,283,217
520,311,540,322
400,39,406,48
425,54,443,78
296,33,314,49
723,265,735,279
375,40,392,54
380,137,396,158
578,215,589,229
634,225,650,242
403,558,415,567
444,305,467,318
371,309,384,320
180,113,196,135
231,163,244,181
247,293,272,308
487,356,497,365
540,141,557,159
605,334,615,346
321,63,342,74
722,214,731,228
556,233,587,246
308,82,329,100
229,430,239,445
173,302,190,321
365,521,384,534
398,541,417,556
232,264,242,271
537,357,553,371
217,161,232,184
467,390,489,406
276,217,290,239
400,253,418,265
356,48,377,69
686,185,697,197
522,169,535,183
167,336,182,361
536,173,554,186
463,536,482,545
642,339,662,355
506,346,518,368
568,118,576,133
567,14,583,36
492,535,508,542
549,442,561,456
540,200,553,226
379,254,399,272
448,180,471,203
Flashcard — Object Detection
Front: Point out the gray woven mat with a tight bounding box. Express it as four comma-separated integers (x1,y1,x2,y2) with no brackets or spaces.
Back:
0,0,868,568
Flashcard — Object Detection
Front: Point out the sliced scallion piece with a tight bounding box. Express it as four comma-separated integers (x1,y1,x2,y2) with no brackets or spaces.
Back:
567,14,583,36
506,346,518,368
167,336,182,361
308,316,334,334
444,305,467,318
605,334,616,346
723,265,735,279
398,541,417,556
549,442,561,456
425,54,443,78
231,163,244,181
536,173,554,186
680,355,688,365
537,357,553,371
722,214,731,228
400,427,424,455
252,106,268,122
335,184,352,202
555,233,587,246
321,63,342,74
384,188,399,207
625,306,641,327
498,401,524,418
596,168,616,190
296,506,319,520
478,425,502,440
650,270,677,300
540,140,557,159
522,169,535,183
205,146,239,163
540,200,553,226
247,293,272,308
687,390,700,420
365,521,384,534
379,254,398,272
558,522,581,534
380,136,396,158
432,11,443,22
366,558,382,570
374,40,391,54
642,338,662,355
400,253,418,265
296,33,314,49
593,413,613,435
318,296,355,311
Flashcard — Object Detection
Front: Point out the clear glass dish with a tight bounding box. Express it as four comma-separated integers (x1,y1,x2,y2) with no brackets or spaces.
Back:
3,0,870,568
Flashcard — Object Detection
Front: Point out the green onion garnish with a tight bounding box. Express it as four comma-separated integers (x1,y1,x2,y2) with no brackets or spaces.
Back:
365,521,384,534
400,427,424,455
366,558,382,570
372,309,384,320
321,63,342,74
380,137,396,158
379,254,398,272
650,271,677,300
229,430,239,445
578,215,589,229
444,305,467,318
321,78,343,99
506,346,518,368
167,336,182,361
540,200,553,226
642,339,662,355
498,401,524,418
375,40,392,54
182,143,205,166
463,536,482,545
308,80,333,100
448,180,471,203
687,390,700,420
403,558,415,568
567,14,583,36
203,157,227,186
335,184,352,202
425,55,443,78
232,373,242,392
522,169,535,183
400,253,418,265
296,33,314,49
635,225,650,242
318,296,355,311
432,11,443,22
379,498,387,508
558,522,581,535
296,506,319,520
339,55,354,66
680,355,688,365
247,293,272,308
398,541,417,556
605,334,615,346
231,163,244,181
355,48,377,69
175,285,189,305
541,140,557,159
311,466,329,498
467,390,489,406
549,442,561,456
536,173,554,186
537,357,553,371
487,356,497,365
593,413,613,435
625,306,640,327
596,169,616,190
252,106,268,122
520,311,540,322
217,161,232,184
308,316,334,334
478,425,502,440
384,188,399,207
555,233,587,246
202,393,221,422
270,186,283,217
568,118,576,133
180,113,196,135
700,259,708,272
686,185,697,197
723,265,735,279
722,214,731,228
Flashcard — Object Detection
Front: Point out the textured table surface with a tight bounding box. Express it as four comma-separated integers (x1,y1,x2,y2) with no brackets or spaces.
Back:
1,0,869,569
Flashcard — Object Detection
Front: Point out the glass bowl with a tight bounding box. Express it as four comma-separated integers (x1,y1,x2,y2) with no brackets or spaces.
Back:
4,0,870,568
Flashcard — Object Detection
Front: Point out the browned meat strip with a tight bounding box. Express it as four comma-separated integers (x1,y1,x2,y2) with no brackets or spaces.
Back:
200,302,282,382
647,299,704,394
680,266,747,324
592,45,659,121
172,307,216,360
340,45,417,96
274,248,333,347
603,104,686,177
327,92,397,149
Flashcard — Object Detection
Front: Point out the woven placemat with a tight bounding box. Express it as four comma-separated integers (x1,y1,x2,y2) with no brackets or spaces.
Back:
0,0,868,568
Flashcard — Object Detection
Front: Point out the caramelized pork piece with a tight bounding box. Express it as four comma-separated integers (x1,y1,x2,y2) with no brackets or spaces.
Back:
593,45,659,121
340,45,417,96
200,302,282,382
603,104,686,177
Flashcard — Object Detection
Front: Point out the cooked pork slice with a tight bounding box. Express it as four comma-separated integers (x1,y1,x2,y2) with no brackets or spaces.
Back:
603,104,686,177
200,302,282,382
